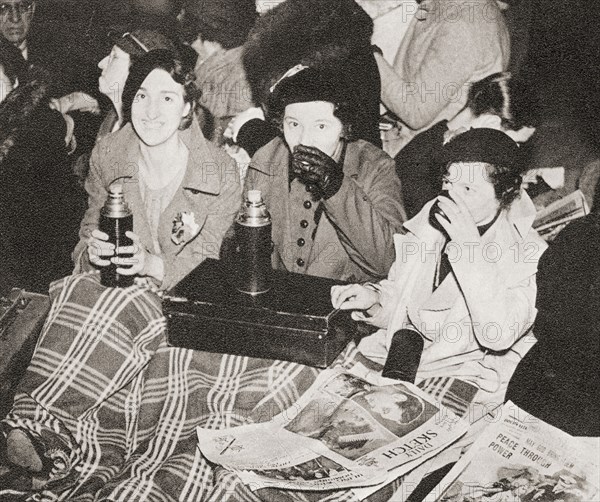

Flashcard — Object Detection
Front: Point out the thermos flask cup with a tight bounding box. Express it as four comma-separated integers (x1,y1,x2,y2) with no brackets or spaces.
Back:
99,184,134,288
233,190,273,295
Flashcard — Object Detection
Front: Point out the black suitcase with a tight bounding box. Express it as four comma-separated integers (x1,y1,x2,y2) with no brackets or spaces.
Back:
163,259,358,368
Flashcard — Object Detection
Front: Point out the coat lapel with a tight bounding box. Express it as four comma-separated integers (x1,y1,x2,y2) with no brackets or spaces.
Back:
104,120,223,257
155,120,223,256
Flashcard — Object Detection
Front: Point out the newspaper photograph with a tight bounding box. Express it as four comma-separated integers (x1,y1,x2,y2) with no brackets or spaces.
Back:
198,367,468,492
430,402,600,502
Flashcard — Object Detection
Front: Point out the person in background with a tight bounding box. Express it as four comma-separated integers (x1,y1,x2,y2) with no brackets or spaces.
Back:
373,0,510,156
1,0,98,117
332,128,546,430
1,41,83,292
244,66,406,282
506,178,600,437
397,72,537,218
178,0,257,144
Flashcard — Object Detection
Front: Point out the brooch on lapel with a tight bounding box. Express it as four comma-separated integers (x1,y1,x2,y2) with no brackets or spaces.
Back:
171,211,201,245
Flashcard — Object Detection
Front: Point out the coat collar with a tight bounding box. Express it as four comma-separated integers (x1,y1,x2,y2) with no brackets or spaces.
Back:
107,119,222,196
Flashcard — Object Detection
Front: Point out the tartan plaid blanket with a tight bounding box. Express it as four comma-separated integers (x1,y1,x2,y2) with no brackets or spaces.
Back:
2,273,477,502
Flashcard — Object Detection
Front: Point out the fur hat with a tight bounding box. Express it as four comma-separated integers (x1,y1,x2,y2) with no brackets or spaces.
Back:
114,29,177,58
242,0,373,106
182,0,257,50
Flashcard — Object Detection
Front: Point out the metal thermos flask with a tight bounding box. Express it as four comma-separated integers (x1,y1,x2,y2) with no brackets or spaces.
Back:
99,184,134,288
233,190,272,295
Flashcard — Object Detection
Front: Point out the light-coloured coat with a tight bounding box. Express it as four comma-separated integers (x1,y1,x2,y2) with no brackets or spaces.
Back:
358,191,547,408
377,0,511,154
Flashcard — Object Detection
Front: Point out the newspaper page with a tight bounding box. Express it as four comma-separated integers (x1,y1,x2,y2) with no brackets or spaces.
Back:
429,401,600,502
198,367,468,492
533,189,589,241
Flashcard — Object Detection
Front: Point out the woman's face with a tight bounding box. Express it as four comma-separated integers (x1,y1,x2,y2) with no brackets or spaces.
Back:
443,161,500,225
131,68,191,147
283,101,344,158
98,45,131,101
364,390,408,422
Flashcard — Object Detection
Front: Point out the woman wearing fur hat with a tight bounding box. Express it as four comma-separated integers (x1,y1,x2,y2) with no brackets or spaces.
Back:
227,0,382,159
178,0,257,143
245,66,406,281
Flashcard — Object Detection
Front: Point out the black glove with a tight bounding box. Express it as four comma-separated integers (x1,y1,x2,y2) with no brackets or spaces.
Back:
291,145,344,200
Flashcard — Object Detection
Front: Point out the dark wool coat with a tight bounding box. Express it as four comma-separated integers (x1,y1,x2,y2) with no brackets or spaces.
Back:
507,214,600,436
0,75,84,292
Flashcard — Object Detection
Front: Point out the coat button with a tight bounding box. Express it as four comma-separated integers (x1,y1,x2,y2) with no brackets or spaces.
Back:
296,258,305,267
303,200,312,209
297,238,305,247
300,219,309,228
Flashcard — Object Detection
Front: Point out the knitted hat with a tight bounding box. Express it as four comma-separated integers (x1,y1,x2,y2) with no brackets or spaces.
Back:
439,128,521,170
182,0,257,49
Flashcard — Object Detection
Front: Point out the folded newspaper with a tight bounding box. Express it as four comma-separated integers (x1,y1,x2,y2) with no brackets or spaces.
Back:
197,367,468,493
533,189,589,241
430,401,600,502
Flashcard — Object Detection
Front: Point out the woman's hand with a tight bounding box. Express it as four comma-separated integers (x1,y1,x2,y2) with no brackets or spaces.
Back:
331,284,379,311
87,229,114,267
432,191,481,245
112,231,165,284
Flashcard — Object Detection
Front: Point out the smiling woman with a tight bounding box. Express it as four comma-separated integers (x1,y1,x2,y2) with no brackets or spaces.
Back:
74,49,240,289
129,67,191,148
0,49,241,499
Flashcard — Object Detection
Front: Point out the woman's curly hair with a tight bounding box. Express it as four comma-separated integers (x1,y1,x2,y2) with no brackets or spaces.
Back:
122,49,198,130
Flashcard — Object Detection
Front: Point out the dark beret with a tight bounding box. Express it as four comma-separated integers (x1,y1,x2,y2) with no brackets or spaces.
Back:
440,127,521,170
